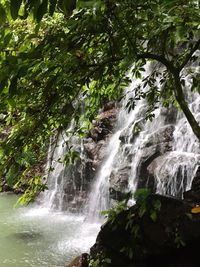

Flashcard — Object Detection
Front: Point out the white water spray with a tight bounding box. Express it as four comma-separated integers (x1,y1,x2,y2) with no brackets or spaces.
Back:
87,64,200,220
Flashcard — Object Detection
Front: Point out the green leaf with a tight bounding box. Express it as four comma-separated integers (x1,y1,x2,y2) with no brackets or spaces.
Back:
4,33,12,47
138,203,146,218
134,188,150,202
153,199,161,211
150,210,157,222
0,79,8,93
104,258,111,264
10,0,23,20
185,213,193,220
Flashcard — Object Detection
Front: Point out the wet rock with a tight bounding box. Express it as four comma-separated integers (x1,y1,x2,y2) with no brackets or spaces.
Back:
109,124,175,200
47,103,118,211
136,152,160,192
160,106,178,124
84,139,108,164
109,167,131,201
119,119,144,144
89,106,118,142
147,153,200,197
183,165,200,203
2,183,12,192
143,125,175,148
103,101,117,111
66,253,89,267
191,165,200,191
134,125,175,192
90,194,200,267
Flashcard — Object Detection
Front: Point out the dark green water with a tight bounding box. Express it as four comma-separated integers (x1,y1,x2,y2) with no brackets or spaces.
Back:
0,193,100,267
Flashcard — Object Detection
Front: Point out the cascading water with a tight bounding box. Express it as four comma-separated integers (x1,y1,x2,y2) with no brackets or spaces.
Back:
13,61,198,266
87,131,121,221
87,64,200,219
40,127,79,211
2,129,101,267
6,63,199,266
40,125,90,211
41,133,69,210
87,64,161,219
154,71,200,196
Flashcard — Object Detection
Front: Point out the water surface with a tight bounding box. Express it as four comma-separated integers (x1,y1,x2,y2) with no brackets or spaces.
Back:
0,193,100,267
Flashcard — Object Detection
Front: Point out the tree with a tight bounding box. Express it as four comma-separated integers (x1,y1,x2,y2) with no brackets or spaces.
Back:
0,0,200,198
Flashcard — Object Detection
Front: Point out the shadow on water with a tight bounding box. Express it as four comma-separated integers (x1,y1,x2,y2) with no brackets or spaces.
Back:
9,231,43,242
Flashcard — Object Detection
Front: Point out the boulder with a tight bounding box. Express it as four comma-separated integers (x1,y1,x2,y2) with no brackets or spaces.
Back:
43,103,118,211
66,253,89,267
90,194,200,267
160,106,178,124
191,165,200,190
147,153,200,197
184,165,200,203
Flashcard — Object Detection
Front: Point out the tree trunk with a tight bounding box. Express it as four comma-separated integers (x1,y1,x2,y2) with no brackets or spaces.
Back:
172,70,200,141
138,53,200,141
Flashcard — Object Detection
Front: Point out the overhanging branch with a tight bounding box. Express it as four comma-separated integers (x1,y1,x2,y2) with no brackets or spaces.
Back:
179,38,200,70
137,52,176,73
137,51,200,141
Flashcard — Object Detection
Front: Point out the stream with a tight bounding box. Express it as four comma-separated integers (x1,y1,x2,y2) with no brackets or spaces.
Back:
0,193,100,267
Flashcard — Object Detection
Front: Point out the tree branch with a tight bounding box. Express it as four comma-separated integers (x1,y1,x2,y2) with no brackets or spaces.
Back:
179,38,200,70
138,51,200,141
172,71,200,140
137,52,176,73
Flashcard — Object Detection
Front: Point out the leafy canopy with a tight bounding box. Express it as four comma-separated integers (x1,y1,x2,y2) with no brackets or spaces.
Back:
0,0,200,200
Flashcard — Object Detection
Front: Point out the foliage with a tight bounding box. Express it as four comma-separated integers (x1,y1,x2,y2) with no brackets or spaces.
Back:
101,196,130,226
174,227,185,248
134,188,161,221
14,174,47,205
103,189,161,231
102,189,161,261
0,0,200,199
89,253,111,267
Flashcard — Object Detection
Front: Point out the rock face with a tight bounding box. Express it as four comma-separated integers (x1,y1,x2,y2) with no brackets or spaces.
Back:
90,193,200,267
109,166,131,201
45,103,119,211
109,123,176,201
89,104,118,142
132,124,176,191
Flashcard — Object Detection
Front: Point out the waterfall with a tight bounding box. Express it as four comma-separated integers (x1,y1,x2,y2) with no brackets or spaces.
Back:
41,132,72,211
86,64,200,219
41,63,200,222
40,124,88,211
87,64,162,219
87,131,121,221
